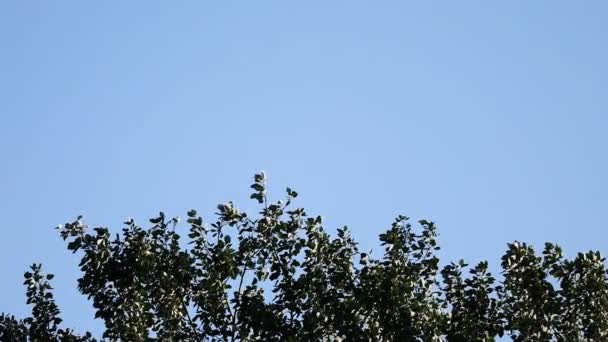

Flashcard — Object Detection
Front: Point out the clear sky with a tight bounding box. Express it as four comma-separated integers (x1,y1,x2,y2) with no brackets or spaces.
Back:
1,1,607,335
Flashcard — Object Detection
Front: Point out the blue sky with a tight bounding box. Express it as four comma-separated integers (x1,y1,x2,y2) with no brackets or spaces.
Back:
1,1,607,334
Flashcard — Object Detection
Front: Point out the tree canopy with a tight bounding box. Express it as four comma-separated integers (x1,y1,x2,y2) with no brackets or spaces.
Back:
2,173,607,341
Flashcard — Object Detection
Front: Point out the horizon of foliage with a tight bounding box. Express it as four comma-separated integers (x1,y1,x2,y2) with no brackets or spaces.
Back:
2,173,607,341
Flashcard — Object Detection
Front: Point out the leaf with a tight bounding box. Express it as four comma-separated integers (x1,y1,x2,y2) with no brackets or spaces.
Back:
251,183,264,192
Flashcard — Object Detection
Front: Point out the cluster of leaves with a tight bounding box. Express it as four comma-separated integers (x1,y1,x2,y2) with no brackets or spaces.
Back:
0,264,94,342
2,173,608,341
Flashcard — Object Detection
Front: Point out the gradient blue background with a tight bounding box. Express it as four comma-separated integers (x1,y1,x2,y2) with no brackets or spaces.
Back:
1,1,607,335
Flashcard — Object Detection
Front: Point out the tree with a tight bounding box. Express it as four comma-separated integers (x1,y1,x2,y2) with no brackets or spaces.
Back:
2,173,607,341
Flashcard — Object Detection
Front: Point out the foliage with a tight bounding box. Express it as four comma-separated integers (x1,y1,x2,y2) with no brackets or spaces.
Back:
2,173,608,341
1,264,94,342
